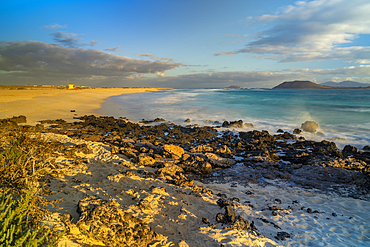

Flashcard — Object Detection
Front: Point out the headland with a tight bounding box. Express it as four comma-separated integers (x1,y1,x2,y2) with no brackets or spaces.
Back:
273,80,370,89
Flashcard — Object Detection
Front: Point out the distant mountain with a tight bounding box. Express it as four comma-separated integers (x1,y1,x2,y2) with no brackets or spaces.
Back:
273,80,332,89
320,81,369,87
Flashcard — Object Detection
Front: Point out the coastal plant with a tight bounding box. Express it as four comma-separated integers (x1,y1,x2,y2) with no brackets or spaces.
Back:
0,189,52,247
0,124,66,246
0,127,57,192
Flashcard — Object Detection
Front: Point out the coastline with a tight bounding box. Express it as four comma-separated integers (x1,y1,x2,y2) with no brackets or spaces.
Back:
0,86,169,125
1,87,370,246
35,117,370,246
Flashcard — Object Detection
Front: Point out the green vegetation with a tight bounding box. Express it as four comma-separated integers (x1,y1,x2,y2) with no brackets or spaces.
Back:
0,123,65,246
0,189,51,247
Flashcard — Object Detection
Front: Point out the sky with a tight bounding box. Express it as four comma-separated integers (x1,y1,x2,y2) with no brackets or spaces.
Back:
1,0,370,88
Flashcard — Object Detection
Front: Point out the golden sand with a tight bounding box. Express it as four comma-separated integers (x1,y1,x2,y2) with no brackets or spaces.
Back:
0,87,164,125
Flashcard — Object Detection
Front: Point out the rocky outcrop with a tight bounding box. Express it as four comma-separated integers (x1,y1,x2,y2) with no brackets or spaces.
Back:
222,120,253,128
76,195,158,247
40,115,370,194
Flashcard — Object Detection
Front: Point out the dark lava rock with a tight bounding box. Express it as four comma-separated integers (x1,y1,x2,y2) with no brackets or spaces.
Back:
229,216,250,230
9,115,27,123
217,198,231,208
202,217,210,224
0,115,27,127
275,231,291,240
293,128,302,134
342,145,358,157
225,204,236,223
277,129,284,133
274,198,282,204
76,195,158,247
222,120,244,128
40,119,66,124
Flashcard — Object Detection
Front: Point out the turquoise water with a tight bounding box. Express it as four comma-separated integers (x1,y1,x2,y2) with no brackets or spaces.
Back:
99,88,370,149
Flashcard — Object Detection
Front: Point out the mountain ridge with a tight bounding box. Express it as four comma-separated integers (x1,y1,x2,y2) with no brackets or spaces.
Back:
320,81,370,87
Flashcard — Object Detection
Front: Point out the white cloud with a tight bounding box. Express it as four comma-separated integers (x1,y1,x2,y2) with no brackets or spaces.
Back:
156,71,165,77
40,23,67,30
216,0,370,62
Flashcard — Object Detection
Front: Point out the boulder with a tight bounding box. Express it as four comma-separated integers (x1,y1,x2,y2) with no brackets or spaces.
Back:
342,145,358,157
204,153,234,168
222,120,244,128
163,144,184,158
301,121,319,133
137,155,156,166
191,145,213,153
157,163,184,175
293,128,302,134
197,162,212,174
216,145,232,155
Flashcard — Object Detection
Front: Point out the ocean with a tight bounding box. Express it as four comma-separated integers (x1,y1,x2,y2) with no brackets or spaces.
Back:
98,88,370,149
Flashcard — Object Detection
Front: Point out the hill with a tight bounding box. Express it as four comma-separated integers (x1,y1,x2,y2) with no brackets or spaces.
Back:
320,81,370,87
273,80,332,89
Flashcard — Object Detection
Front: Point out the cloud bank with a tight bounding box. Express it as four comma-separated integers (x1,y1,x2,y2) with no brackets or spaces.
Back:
0,41,182,85
139,65,370,89
216,0,370,62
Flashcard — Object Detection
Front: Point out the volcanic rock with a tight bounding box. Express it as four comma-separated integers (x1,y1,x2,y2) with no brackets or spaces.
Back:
76,195,157,246
222,120,244,128
163,144,184,159
301,121,319,133
204,153,234,168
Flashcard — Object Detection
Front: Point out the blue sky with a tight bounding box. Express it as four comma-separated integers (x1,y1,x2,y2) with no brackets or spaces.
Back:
1,0,370,88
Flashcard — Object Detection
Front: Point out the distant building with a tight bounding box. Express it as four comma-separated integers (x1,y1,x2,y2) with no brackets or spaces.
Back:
68,84,74,89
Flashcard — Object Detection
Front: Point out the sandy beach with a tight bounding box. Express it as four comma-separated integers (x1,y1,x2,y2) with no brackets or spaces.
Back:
0,86,165,125
1,86,370,246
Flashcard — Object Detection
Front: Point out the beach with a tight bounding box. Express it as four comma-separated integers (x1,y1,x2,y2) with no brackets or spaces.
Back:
1,87,370,246
0,86,165,125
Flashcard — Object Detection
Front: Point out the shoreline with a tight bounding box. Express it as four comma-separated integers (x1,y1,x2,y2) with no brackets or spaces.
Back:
34,116,370,246
1,87,370,246
0,86,169,125
1,115,370,246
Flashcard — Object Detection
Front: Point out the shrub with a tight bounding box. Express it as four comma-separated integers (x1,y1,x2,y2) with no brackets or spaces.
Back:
0,189,52,246
0,123,66,246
